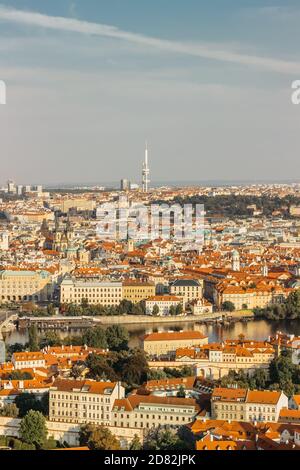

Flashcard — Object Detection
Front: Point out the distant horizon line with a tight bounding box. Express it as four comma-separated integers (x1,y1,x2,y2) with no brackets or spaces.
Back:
1,178,298,189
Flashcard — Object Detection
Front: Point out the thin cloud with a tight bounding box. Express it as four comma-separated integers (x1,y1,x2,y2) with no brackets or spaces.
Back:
0,5,300,74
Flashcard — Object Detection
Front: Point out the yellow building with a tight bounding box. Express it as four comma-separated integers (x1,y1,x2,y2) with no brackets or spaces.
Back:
215,284,291,310
211,388,288,423
0,270,53,303
175,340,275,380
170,279,203,306
60,277,123,306
50,198,96,213
49,378,125,426
112,394,199,430
143,330,208,357
122,280,155,304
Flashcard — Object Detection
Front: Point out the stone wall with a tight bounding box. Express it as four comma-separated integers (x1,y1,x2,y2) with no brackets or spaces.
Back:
0,417,144,447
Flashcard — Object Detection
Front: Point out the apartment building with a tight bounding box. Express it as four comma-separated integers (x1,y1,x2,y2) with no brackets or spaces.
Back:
0,379,50,407
122,280,155,304
49,378,125,426
145,295,182,316
12,352,46,370
211,388,288,423
60,277,123,306
215,284,291,310
143,330,208,357
0,270,53,303
170,279,203,306
176,340,275,379
112,394,199,430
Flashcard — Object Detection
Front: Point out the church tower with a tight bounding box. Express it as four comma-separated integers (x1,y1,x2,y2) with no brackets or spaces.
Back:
262,262,269,277
232,250,240,272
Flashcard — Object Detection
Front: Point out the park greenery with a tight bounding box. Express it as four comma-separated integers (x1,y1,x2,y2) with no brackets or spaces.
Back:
0,409,58,450
254,290,300,320
19,298,185,318
143,427,190,450
163,194,300,218
79,424,189,451
15,392,49,418
79,424,121,450
19,410,48,448
221,301,236,312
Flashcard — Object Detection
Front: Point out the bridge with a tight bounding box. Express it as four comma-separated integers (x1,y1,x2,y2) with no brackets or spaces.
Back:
17,315,96,331
0,312,18,340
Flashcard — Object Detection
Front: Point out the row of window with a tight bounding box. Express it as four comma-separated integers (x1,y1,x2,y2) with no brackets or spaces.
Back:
71,288,122,292
215,404,276,413
51,394,111,403
116,413,186,422
52,403,110,411
52,410,110,420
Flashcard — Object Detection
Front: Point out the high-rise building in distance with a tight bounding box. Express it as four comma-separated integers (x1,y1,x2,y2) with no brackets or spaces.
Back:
142,141,150,192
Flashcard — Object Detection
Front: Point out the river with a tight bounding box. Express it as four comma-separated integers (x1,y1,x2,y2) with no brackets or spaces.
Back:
3,318,300,349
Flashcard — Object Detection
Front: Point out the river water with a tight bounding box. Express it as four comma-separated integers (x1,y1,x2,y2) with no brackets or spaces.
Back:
3,318,300,349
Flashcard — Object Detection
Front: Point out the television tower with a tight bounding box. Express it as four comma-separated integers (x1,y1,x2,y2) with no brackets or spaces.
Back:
142,141,150,192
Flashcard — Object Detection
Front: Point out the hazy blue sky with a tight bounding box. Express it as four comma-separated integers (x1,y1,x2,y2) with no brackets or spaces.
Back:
0,1,299,185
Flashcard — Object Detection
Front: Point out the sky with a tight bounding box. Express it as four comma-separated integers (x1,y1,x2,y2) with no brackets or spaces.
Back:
0,0,300,185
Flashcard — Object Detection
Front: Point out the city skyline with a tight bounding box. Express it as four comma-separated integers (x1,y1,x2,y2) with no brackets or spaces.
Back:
0,1,300,184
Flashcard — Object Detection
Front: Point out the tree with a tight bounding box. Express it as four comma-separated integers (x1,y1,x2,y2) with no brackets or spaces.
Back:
169,305,176,316
285,290,300,319
15,393,46,417
118,349,149,386
81,298,89,308
41,437,57,450
46,304,56,316
0,403,19,418
147,369,167,380
129,434,142,450
144,428,187,450
106,325,129,352
71,363,85,379
19,411,47,448
175,304,183,316
118,299,133,315
9,370,33,380
39,331,62,348
152,304,159,316
28,324,39,351
80,424,121,450
222,301,235,312
7,437,35,450
86,353,119,381
176,385,186,398
163,366,194,378
82,326,108,349
269,351,298,395
251,368,268,389
254,291,300,321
